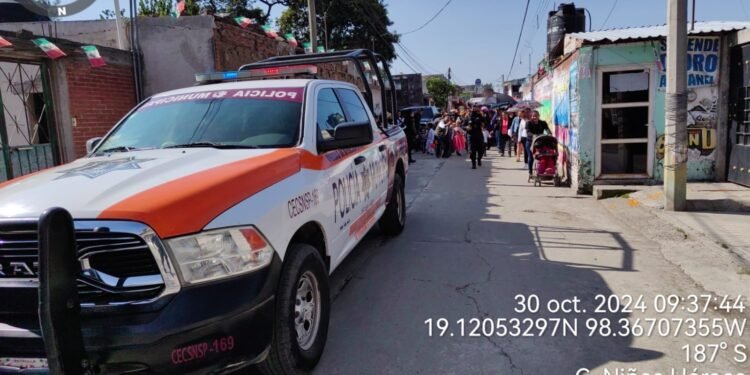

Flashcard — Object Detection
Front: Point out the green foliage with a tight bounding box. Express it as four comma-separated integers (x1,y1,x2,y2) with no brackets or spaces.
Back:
100,9,127,20
138,0,257,19
426,76,454,108
277,0,399,61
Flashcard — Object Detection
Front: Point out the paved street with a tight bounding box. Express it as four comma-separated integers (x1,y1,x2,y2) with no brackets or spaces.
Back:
316,151,749,374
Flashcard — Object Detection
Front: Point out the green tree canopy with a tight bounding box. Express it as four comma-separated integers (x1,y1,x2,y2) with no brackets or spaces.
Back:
278,0,399,61
426,76,454,108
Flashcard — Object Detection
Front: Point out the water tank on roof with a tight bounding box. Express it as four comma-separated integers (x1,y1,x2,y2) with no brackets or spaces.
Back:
547,3,586,60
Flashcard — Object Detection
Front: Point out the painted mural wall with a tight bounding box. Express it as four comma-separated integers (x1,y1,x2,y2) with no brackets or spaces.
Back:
566,40,721,190
655,37,720,180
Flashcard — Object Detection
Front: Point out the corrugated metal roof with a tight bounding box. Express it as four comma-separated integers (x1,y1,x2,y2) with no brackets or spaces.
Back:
568,21,750,43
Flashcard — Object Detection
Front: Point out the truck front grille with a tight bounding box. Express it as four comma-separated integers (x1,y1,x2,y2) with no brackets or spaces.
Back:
0,220,165,305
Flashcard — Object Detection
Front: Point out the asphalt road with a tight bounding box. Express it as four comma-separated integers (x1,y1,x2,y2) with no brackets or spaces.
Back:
313,151,749,374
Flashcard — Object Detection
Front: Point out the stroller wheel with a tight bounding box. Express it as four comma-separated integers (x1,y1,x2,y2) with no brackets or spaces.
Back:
553,175,561,187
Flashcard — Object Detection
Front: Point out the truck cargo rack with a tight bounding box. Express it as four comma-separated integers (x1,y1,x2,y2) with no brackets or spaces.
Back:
240,49,398,129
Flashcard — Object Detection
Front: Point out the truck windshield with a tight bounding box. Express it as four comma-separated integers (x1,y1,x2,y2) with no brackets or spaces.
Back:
96,87,304,153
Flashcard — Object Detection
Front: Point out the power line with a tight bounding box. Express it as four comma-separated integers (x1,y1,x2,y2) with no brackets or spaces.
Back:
600,0,618,30
507,0,531,79
401,0,453,35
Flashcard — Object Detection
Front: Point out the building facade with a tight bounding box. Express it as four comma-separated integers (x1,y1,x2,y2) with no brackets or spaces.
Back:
528,21,750,193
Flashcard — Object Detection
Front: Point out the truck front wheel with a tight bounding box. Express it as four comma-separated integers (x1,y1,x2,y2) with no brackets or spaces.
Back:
378,173,406,236
257,244,330,375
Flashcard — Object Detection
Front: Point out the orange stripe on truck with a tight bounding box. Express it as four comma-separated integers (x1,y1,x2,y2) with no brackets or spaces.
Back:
98,149,301,238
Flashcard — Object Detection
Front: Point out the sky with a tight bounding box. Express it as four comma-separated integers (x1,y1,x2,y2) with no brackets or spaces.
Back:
67,0,750,87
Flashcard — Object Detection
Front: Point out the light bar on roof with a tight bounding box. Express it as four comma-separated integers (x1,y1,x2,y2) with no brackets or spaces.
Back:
195,65,319,83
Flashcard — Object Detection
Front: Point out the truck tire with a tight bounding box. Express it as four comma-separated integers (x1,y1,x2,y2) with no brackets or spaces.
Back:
257,244,330,375
379,173,406,236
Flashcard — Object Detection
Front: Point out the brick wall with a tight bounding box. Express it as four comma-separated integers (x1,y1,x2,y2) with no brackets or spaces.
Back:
212,19,362,88
64,58,136,158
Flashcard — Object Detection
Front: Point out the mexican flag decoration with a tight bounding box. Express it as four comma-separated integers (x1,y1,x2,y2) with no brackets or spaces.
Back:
234,16,254,28
82,45,106,68
33,38,66,59
172,0,185,18
284,33,298,48
303,42,312,54
316,45,325,53
0,36,11,48
261,25,278,39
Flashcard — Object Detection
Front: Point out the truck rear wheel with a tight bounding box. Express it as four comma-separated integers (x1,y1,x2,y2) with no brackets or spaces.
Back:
379,173,406,236
257,244,330,375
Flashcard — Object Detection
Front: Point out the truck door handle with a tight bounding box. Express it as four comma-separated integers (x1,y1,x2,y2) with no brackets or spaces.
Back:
379,145,387,152
354,156,367,165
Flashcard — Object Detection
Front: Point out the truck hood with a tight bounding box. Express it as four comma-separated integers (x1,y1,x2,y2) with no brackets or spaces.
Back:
0,148,302,238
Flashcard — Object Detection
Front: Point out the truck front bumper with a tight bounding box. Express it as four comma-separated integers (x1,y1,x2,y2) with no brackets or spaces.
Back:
0,254,281,374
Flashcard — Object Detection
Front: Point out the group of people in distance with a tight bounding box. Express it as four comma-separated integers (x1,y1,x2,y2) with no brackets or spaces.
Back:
400,104,550,174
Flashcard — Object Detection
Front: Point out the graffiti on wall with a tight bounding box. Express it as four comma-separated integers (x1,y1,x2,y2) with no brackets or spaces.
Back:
568,61,580,154
658,37,720,90
655,86,718,160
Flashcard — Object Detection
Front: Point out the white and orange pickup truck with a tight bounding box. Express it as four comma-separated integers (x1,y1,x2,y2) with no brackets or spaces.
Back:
0,50,407,374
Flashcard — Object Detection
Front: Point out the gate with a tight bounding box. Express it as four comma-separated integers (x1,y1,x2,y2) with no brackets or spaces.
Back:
729,45,750,187
0,60,59,182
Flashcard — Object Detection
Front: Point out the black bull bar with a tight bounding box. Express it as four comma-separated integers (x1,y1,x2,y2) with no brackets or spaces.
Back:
37,207,92,374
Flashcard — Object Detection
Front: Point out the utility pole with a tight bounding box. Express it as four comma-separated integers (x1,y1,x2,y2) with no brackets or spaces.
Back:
113,0,124,49
323,10,329,51
307,0,317,52
664,0,688,211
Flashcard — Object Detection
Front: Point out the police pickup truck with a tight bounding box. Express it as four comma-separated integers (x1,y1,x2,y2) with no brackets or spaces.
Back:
0,50,407,374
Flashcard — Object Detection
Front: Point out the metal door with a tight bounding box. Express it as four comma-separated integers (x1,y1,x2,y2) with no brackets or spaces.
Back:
0,60,59,182
728,45,750,186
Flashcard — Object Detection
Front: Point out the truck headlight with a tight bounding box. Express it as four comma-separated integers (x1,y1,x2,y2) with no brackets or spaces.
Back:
166,226,274,285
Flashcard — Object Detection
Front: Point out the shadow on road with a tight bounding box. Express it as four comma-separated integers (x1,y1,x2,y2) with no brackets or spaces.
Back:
311,153,663,374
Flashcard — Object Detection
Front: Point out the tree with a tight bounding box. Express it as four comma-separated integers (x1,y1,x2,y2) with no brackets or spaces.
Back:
426,76,454,108
100,8,126,19
278,0,399,61
257,0,290,19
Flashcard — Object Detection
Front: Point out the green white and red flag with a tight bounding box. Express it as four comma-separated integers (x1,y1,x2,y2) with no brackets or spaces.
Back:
302,42,312,54
234,16,255,28
284,33,298,47
172,0,185,18
261,25,278,39
316,45,325,53
0,36,11,48
82,45,106,67
33,38,66,59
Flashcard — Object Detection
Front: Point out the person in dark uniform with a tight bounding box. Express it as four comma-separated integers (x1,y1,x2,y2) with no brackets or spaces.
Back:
467,108,486,169
404,111,418,163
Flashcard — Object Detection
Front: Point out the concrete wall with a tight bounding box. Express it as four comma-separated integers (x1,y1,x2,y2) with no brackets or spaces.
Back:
0,20,130,50
137,16,216,97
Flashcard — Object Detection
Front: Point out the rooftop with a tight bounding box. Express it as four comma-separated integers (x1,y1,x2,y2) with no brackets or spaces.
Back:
567,20,750,43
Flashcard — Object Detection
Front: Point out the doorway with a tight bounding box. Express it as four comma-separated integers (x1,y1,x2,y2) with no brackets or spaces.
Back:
596,67,653,178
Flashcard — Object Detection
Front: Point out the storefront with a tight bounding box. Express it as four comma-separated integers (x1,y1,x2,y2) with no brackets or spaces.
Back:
530,22,750,193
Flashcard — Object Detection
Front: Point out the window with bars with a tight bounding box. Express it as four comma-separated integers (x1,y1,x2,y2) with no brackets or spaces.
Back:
741,87,750,146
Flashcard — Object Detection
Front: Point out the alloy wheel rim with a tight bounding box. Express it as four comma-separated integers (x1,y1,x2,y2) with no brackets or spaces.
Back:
294,271,321,350
396,184,404,225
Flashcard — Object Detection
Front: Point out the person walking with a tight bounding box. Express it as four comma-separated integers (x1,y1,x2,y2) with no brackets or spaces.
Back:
452,121,466,156
517,109,530,163
425,123,436,155
467,108,485,169
525,110,551,177
405,111,418,163
497,111,512,156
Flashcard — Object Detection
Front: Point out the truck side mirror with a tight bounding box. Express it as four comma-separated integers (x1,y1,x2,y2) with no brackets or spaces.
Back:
86,137,102,154
318,121,373,153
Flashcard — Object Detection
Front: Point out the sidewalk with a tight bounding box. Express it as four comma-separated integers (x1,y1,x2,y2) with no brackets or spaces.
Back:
599,183,750,299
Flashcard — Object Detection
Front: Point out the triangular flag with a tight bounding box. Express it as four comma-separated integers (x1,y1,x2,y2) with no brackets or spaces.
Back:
33,38,66,59
316,45,325,53
284,33,298,48
261,25,278,39
303,42,312,54
82,45,106,68
234,16,255,28
172,0,185,18
0,36,11,48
